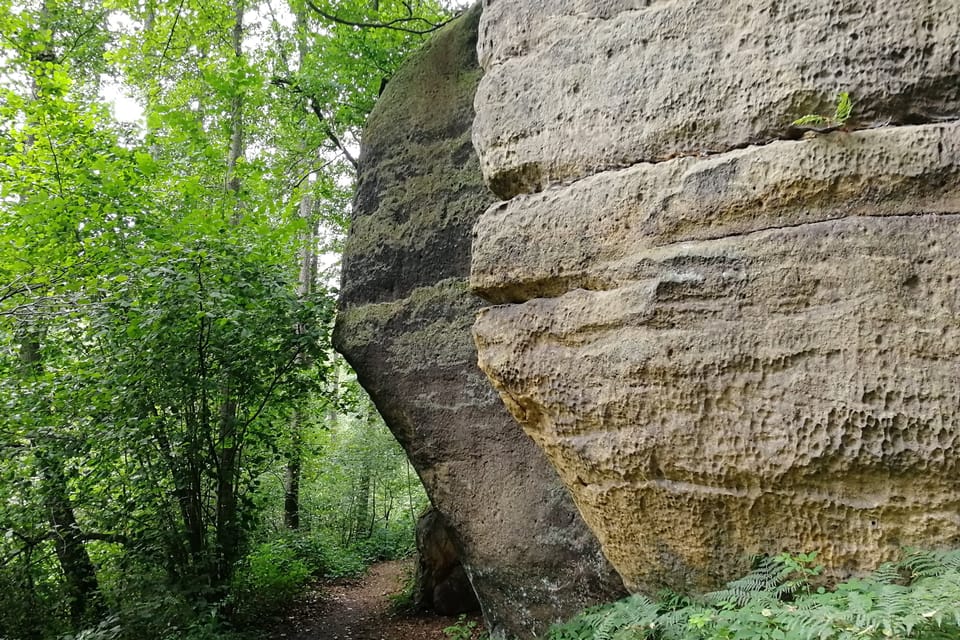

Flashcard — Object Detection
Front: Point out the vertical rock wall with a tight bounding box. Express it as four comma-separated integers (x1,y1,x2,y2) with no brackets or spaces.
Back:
470,0,960,593
332,5,625,636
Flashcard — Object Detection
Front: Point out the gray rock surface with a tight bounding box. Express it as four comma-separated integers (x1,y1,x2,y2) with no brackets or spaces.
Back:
413,508,479,616
332,5,625,636
470,0,960,594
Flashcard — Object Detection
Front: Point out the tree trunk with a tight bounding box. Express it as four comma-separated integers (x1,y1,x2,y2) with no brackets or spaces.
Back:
352,467,370,544
215,396,239,585
283,191,317,529
213,0,245,584
19,329,105,628
283,410,302,529
15,12,105,621
37,449,107,628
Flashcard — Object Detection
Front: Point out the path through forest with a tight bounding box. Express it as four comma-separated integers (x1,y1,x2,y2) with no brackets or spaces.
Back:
266,559,479,640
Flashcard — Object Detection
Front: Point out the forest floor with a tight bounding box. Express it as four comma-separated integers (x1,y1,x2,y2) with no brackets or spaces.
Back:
263,559,479,640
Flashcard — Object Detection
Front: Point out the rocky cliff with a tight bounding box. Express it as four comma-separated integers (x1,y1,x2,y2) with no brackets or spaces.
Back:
332,5,624,637
470,0,960,593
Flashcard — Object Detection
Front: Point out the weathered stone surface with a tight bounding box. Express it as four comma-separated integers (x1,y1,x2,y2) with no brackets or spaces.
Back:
473,0,960,198
471,0,960,593
332,5,625,636
413,508,479,616
472,121,960,593
473,124,960,302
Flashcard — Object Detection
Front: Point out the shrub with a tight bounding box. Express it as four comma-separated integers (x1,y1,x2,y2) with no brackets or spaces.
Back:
388,562,418,613
229,539,312,622
352,523,416,564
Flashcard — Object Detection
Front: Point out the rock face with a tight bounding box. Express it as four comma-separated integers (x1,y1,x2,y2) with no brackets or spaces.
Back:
332,5,625,637
413,508,479,616
471,0,960,593
474,0,960,198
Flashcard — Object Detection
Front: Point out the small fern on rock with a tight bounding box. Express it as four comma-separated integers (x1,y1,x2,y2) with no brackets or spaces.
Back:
792,91,854,129
548,549,960,640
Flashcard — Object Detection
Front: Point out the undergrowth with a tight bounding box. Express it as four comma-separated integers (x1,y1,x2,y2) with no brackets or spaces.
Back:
549,549,960,640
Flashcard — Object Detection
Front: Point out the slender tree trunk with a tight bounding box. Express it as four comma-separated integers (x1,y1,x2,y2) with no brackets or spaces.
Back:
215,395,239,584
15,8,104,623
368,477,377,538
282,10,318,531
213,0,246,583
352,467,370,544
283,409,302,529
19,329,105,628
37,449,106,628
283,195,317,530
19,543,44,640
162,430,206,574
225,0,245,216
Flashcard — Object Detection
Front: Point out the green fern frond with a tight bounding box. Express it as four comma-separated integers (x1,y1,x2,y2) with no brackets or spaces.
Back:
792,113,829,127
792,91,855,129
548,549,960,640
869,561,906,585
901,549,947,579
833,91,853,123
592,594,659,640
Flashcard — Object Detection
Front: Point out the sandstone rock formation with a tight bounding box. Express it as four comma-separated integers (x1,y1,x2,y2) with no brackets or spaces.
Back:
413,508,479,616
332,5,624,636
473,0,960,198
470,0,960,594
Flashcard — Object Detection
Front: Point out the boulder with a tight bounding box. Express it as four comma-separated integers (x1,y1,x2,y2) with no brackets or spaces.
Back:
413,508,478,616
332,4,625,636
470,0,960,593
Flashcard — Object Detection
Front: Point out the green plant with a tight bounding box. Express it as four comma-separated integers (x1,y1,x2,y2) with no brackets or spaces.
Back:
792,91,854,128
388,563,418,613
444,614,479,640
229,540,313,622
315,540,369,579
549,548,960,640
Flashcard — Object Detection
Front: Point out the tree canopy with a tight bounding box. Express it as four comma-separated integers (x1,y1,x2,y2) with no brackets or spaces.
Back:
0,0,461,637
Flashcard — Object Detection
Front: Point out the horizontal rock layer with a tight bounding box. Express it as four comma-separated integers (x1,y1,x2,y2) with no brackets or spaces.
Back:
471,122,960,592
473,0,960,198
472,124,960,302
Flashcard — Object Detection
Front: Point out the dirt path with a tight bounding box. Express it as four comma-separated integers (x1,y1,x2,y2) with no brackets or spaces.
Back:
266,559,478,640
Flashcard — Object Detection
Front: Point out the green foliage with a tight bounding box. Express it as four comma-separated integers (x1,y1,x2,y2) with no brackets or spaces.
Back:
444,614,480,640
388,562,418,613
0,0,441,636
249,389,428,560
313,539,370,579
549,549,960,640
834,92,853,124
229,539,312,622
792,92,854,128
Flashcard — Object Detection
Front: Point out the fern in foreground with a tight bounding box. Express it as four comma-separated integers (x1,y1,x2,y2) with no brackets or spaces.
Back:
549,549,960,640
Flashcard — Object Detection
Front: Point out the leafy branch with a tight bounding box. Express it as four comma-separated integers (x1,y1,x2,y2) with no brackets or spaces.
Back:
271,77,359,170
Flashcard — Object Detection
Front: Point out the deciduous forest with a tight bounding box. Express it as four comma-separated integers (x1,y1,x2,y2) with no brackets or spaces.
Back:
0,1,463,637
